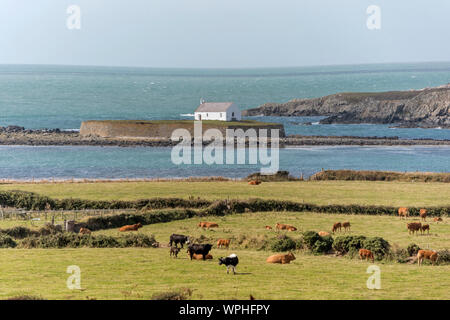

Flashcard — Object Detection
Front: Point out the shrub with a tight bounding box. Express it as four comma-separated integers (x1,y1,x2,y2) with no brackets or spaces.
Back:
407,243,421,256
301,231,321,250
389,244,409,263
269,235,297,252
0,234,17,248
312,235,333,254
82,209,196,231
362,237,390,260
332,235,366,255
18,233,158,249
436,250,450,265
0,226,36,239
309,170,450,183
119,234,158,248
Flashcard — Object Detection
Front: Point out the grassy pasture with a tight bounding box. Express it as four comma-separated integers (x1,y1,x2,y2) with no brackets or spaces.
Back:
0,211,447,300
0,247,449,300
0,180,449,207
0,180,448,300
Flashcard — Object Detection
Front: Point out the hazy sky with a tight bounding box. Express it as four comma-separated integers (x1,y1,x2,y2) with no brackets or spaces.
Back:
1,0,449,68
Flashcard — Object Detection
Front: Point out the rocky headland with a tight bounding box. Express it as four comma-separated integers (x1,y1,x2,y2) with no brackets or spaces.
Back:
243,84,450,129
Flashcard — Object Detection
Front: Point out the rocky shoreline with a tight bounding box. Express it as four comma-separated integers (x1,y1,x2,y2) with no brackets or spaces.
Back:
243,84,450,129
0,126,449,147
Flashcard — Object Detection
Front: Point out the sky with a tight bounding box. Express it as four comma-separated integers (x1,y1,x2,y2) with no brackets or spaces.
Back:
0,0,449,68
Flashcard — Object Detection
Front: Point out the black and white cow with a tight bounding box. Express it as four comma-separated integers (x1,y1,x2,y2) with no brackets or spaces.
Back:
218,254,239,274
169,234,190,248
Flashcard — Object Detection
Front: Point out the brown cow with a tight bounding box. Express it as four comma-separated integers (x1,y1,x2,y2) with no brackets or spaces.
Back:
275,223,297,231
198,222,219,229
265,226,273,230
266,252,296,264
419,209,427,221
417,250,438,266
191,253,213,260
79,227,91,235
217,239,231,249
248,180,261,185
342,221,351,232
318,231,330,237
332,222,342,233
119,223,143,232
407,222,422,235
433,217,443,223
398,207,409,219
359,249,374,262
420,224,430,235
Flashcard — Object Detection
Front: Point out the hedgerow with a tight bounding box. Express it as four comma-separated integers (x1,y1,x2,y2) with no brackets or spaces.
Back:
18,233,158,249
1,190,448,217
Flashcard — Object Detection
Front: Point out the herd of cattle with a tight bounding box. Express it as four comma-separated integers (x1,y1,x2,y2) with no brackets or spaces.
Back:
74,206,444,268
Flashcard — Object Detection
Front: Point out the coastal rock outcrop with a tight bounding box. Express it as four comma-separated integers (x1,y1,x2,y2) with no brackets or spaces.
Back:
242,84,450,129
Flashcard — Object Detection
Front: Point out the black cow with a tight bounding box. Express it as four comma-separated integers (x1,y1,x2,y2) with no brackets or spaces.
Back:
218,254,239,274
169,234,190,248
187,244,213,260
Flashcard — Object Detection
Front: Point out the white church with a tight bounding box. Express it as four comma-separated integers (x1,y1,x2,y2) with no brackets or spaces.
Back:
194,101,242,121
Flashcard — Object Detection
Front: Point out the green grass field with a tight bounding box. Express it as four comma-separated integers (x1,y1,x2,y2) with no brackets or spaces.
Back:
0,180,448,300
1,247,449,300
1,180,449,206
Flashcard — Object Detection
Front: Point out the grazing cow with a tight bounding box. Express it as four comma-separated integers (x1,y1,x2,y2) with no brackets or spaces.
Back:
419,209,427,221
359,249,374,262
248,180,261,185
398,207,409,219
266,252,296,264
342,222,351,232
187,244,213,260
332,222,342,233
433,217,443,223
170,246,180,258
265,226,273,230
318,231,330,237
275,223,297,231
191,253,213,260
119,223,143,232
407,222,422,235
169,234,190,248
417,250,438,266
78,227,91,235
217,239,231,249
420,224,430,235
198,222,219,229
218,253,239,274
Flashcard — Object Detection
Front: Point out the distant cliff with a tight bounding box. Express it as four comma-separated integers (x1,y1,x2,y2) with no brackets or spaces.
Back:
243,84,450,128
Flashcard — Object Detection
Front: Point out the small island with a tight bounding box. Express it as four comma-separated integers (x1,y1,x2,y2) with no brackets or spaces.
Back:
79,119,285,139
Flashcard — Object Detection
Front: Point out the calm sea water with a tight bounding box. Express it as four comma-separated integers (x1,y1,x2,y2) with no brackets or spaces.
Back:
0,63,448,179
0,145,448,180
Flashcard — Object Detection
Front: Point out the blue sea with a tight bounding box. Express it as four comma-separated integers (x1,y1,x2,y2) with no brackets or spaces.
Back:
0,62,449,179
